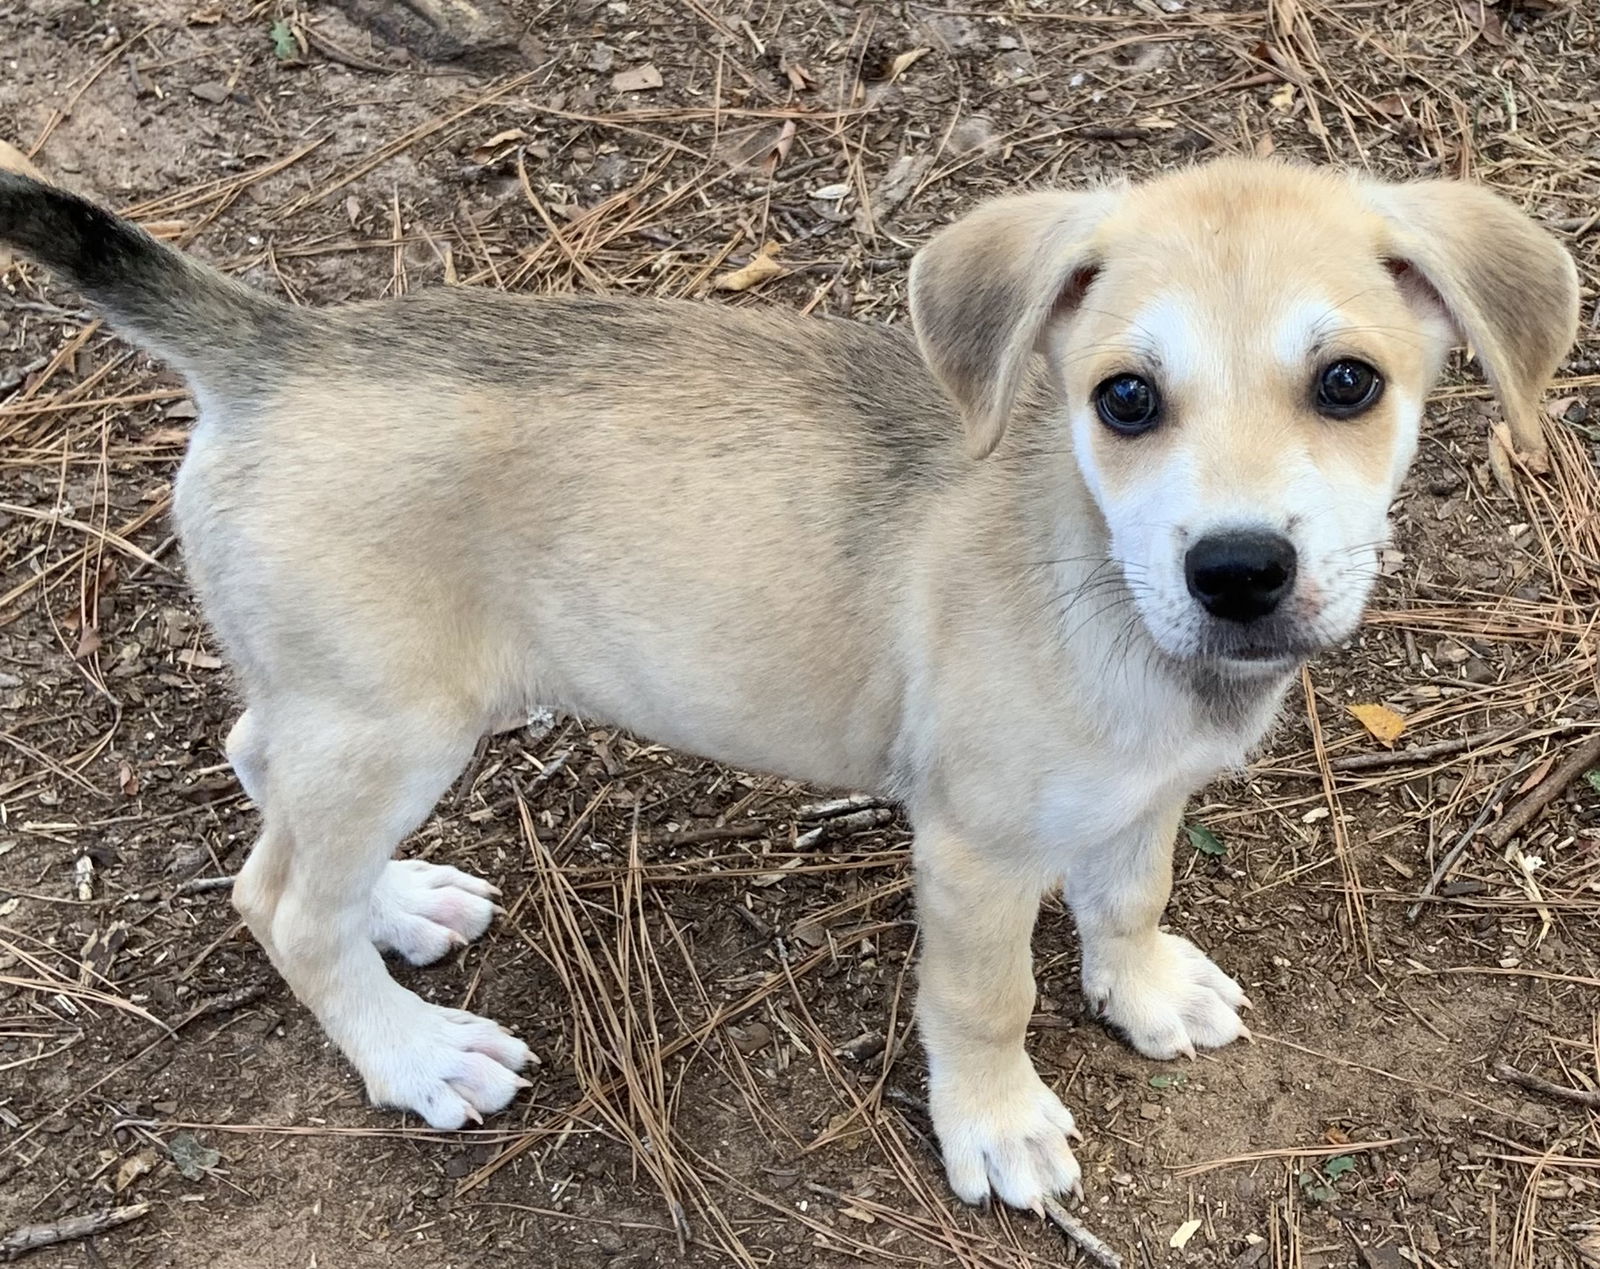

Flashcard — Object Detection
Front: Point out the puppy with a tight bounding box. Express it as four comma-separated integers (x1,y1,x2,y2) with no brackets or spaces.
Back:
0,156,1576,1210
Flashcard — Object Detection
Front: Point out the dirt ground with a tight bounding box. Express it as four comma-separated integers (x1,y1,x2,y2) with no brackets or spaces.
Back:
2,0,1600,1265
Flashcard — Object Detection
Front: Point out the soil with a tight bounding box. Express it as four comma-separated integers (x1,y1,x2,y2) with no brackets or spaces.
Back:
2,1,1600,1267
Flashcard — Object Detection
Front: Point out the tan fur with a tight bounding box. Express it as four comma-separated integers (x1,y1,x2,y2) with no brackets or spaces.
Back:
5,154,1573,1209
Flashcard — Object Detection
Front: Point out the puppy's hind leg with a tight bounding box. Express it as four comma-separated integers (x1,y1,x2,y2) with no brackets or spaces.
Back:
225,708,267,805
239,698,531,1129
230,705,503,969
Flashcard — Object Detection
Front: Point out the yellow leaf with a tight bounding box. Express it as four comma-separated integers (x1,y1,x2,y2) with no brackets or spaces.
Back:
714,248,787,293
1348,703,1406,747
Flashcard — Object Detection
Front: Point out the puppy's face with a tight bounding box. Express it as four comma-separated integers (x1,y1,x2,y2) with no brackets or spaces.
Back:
1052,192,1449,672
910,159,1578,677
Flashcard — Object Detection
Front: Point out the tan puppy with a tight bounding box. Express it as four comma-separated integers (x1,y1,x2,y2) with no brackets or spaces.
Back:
0,157,1577,1210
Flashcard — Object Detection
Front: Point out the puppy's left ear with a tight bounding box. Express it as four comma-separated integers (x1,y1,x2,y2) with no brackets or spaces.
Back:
909,188,1121,459
1368,179,1579,473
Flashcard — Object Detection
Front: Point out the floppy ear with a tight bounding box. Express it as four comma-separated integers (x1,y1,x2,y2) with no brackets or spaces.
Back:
908,189,1120,459
1367,179,1579,473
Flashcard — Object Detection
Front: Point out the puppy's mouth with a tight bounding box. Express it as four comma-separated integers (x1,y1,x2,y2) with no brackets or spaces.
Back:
1191,613,1338,670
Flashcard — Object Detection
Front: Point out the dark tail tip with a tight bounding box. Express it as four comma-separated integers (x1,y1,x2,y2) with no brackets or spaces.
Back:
0,169,279,361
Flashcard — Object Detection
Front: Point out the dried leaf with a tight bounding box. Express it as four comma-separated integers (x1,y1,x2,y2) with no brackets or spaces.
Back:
714,247,787,293
1254,131,1276,158
118,760,140,796
1517,755,1556,794
611,63,663,93
1268,81,1296,112
1545,395,1578,421
1348,703,1406,747
115,1149,160,1194
766,119,797,172
176,649,223,670
1458,0,1507,46
471,128,528,165
886,47,930,83
1170,1218,1202,1249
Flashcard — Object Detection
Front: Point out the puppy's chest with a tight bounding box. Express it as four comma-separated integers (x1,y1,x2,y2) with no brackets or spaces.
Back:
1031,686,1270,849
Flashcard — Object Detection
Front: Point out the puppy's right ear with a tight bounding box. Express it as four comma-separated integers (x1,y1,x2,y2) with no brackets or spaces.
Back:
909,189,1120,459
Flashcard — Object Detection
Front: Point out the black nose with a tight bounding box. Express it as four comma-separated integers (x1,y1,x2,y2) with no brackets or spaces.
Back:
1184,531,1297,623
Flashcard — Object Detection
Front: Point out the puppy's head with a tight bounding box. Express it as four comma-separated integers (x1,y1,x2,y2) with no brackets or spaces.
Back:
910,159,1578,674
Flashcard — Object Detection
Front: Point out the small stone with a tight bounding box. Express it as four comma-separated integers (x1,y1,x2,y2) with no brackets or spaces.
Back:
1407,1156,1444,1199
947,115,996,157
1139,1102,1163,1121
730,1021,773,1055
190,81,231,104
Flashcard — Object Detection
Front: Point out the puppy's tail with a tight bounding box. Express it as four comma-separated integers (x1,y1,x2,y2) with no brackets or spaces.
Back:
0,168,286,377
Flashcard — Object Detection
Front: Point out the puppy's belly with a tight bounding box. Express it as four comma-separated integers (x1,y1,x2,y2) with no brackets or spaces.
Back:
526,643,903,794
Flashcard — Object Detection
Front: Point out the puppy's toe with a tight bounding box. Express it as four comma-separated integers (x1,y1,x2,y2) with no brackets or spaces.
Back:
358,997,535,1128
931,1061,1083,1212
1086,931,1250,1061
371,858,500,965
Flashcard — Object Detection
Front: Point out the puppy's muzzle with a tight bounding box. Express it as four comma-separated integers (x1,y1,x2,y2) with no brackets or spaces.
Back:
1184,530,1298,624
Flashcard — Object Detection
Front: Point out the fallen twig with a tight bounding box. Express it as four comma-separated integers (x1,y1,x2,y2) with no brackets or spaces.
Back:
796,793,888,820
1406,757,1532,923
1040,1197,1123,1268
1487,732,1600,849
794,806,894,850
174,875,235,896
1329,725,1521,773
1494,1063,1600,1110
1172,1135,1418,1178
1,1203,150,1260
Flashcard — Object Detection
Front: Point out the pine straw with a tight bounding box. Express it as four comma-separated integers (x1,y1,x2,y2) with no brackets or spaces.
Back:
3,0,1600,1264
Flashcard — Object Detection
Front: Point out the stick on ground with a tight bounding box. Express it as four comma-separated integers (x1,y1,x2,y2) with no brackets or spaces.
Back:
1494,1062,1600,1110
1487,732,1600,849
1405,758,1532,923
1,1203,150,1261
1041,1197,1124,1268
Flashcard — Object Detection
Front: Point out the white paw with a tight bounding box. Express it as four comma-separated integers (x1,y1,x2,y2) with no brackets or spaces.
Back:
930,1056,1083,1211
1083,930,1250,1060
352,994,534,1129
371,858,501,966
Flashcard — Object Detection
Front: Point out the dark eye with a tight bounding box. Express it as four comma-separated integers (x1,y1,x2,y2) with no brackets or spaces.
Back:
1094,374,1161,434
1315,359,1383,416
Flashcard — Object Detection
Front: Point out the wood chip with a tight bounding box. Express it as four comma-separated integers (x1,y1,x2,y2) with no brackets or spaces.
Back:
611,63,663,93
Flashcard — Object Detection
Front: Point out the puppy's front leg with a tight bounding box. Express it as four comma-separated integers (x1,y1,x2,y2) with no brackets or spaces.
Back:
915,820,1082,1210
1068,801,1250,1061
